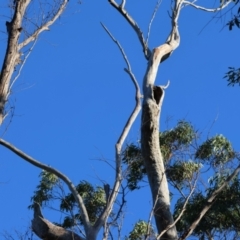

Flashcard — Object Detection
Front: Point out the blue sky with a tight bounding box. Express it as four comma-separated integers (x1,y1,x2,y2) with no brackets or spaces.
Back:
0,0,240,239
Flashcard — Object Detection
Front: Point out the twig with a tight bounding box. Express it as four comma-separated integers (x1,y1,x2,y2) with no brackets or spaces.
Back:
111,184,127,223
146,0,162,45
18,0,68,50
183,0,232,12
9,39,38,92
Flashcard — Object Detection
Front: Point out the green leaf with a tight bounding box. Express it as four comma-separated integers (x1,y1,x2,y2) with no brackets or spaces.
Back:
127,220,155,240
195,134,234,166
28,170,59,209
60,181,106,226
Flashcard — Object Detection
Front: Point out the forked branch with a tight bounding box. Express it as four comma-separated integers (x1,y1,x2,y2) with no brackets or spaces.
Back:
108,0,151,59
0,0,69,126
18,0,68,50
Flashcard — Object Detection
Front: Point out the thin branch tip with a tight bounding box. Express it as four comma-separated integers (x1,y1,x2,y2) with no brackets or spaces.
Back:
159,80,170,89
164,80,170,89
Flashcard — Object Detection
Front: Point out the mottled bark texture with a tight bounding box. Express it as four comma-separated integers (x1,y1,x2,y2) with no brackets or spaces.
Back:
141,45,179,240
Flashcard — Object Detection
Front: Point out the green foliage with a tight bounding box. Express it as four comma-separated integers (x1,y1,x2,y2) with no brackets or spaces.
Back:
174,175,240,238
29,172,106,228
28,121,240,239
167,161,201,184
195,134,234,166
122,144,146,190
174,193,205,233
126,220,155,240
60,181,106,227
224,0,240,31
226,5,240,31
123,121,240,238
224,67,240,86
28,170,59,209
160,121,195,162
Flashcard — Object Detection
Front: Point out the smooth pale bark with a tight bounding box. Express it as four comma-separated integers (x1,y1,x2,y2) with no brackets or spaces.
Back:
141,44,179,240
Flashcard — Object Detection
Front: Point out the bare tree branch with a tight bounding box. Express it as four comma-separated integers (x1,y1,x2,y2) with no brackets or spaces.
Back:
102,185,126,240
179,164,240,240
120,0,126,9
0,0,31,125
183,0,232,12
146,0,162,45
111,184,127,224
9,40,38,93
0,138,94,239
0,0,69,126
18,0,68,50
165,0,182,48
108,0,151,59
94,22,142,233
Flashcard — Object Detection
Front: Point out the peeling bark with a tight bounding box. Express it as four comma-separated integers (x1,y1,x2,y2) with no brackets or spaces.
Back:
32,203,84,240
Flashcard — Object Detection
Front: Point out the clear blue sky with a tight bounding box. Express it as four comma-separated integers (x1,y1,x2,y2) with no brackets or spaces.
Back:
0,0,239,239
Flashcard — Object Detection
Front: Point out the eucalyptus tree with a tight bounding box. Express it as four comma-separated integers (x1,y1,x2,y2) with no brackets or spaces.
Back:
0,0,239,240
